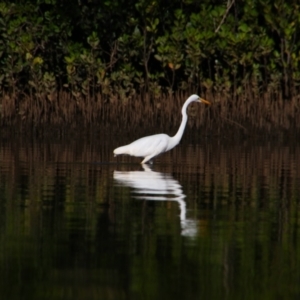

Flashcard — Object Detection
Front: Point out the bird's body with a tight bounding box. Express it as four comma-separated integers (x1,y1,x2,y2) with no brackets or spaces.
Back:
114,133,173,163
113,94,210,164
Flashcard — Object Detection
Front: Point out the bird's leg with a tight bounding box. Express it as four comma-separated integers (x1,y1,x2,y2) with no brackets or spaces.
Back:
141,155,156,164
142,159,153,165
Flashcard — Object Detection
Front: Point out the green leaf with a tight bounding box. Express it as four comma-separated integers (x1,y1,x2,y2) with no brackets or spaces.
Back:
239,23,250,33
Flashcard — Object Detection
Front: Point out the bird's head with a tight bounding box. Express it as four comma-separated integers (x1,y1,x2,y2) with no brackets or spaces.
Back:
189,94,210,105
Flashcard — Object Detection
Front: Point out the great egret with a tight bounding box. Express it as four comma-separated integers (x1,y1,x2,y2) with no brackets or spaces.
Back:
113,94,210,164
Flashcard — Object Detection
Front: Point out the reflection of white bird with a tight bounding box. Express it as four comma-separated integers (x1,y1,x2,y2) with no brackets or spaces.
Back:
114,165,198,237
113,94,210,164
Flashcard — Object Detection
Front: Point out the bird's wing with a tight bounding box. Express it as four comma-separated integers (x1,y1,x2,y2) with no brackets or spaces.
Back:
128,134,169,157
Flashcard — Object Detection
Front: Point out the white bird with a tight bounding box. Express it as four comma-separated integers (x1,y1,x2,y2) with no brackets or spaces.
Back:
113,94,210,164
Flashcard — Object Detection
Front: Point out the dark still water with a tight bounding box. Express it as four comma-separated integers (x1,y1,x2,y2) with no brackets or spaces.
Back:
0,135,300,300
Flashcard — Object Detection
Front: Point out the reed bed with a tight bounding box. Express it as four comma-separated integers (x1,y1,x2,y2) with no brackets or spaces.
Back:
1,87,299,135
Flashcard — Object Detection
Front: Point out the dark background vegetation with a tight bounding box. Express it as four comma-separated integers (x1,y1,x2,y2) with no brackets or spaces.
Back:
0,0,299,132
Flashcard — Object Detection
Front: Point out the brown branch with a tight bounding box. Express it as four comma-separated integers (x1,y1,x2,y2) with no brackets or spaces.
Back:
221,117,248,132
215,0,235,33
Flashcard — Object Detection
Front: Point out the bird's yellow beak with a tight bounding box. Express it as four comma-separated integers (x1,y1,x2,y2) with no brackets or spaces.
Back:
199,98,211,105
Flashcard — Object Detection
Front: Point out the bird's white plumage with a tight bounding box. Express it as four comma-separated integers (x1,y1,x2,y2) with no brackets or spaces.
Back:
113,94,210,164
114,134,170,163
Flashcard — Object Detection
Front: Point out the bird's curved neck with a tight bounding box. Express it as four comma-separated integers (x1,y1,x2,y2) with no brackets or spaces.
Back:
169,100,190,149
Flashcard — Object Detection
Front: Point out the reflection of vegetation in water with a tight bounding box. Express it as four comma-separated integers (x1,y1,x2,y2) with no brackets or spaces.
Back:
0,139,300,299
0,1,300,131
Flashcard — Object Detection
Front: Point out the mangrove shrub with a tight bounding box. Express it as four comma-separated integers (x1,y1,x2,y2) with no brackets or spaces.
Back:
0,0,299,126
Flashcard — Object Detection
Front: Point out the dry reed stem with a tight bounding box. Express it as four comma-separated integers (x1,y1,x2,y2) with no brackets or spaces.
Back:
1,88,299,135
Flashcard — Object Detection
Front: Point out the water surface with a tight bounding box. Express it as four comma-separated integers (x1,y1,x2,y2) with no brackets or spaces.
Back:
0,135,299,299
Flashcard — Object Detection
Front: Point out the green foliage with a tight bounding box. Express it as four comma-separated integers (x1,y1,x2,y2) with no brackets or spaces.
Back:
0,0,300,115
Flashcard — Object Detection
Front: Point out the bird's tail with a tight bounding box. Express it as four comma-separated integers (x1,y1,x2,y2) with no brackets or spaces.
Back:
113,146,128,156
